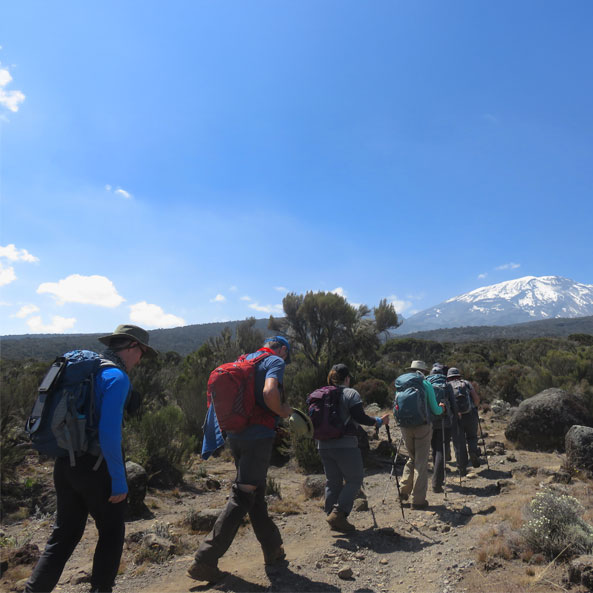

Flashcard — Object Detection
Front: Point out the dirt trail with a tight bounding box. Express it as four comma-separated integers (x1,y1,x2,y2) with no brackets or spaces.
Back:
2,414,587,593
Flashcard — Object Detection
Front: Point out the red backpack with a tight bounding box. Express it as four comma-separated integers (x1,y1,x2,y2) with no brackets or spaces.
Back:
206,352,275,433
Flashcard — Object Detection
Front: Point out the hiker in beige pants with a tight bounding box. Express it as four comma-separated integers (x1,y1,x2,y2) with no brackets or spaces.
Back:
399,423,433,507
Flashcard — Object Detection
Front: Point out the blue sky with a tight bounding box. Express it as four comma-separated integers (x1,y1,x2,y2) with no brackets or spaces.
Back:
1,1,592,335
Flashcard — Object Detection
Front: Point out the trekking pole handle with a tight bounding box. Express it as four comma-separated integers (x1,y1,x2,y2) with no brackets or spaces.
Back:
385,424,393,445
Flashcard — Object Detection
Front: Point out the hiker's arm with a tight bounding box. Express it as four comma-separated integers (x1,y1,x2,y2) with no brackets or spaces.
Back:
349,403,389,427
97,368,129,500
447,384,459,417
469,382,480,407
424,380,444,415
263,377,292,418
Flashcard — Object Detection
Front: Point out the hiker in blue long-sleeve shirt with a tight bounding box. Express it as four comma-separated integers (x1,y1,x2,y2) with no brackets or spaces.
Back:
26,325,156,593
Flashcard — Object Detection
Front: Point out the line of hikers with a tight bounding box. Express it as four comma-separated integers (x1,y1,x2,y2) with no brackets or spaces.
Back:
23,328,484,591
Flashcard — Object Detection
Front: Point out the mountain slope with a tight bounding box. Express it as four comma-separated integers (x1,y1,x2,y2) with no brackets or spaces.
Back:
397,276,593,333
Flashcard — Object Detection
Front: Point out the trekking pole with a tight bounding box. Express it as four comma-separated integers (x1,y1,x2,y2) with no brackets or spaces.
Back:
441,417,447,500
383,425,405,520
477,413,490,470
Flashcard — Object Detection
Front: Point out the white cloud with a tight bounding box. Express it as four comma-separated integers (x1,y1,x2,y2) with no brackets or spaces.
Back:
210,294,226,303
478,273,488,279
386,295,414,313
495,262,520,271
37,274,125,307
229,285,238,292
0,262,16,286
129,301,186,328
27,315,76,333
240,295,252,301
115,188,132,199
12,304,40,318
274,286,288,293
331,287,346,297
0,66,25,113
105,185,133,199
248,302,283,315
0,244,39,262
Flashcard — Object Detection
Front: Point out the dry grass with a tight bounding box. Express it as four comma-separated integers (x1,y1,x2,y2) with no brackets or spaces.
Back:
269,498,303,515
494,493,532,530
4,565,31,582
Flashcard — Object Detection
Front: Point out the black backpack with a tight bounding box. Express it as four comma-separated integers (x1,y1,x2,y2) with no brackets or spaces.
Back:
449,378,472,415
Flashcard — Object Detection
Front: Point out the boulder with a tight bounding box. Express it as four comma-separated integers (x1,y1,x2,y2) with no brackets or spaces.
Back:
302,476,325,499
187,508,223,532
504,389,593,452
490,399,511,417
565,425,593,476
568,555,593,590
125,461,148,518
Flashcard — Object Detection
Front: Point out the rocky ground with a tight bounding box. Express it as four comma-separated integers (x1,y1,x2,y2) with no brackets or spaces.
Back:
2,412,592,593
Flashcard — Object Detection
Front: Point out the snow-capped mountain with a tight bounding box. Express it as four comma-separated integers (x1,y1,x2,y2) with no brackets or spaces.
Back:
397,276,593,334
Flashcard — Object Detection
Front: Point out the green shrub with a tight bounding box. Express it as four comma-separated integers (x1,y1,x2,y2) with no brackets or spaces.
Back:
356,378,391,408
522,489,593,559
292,436,323,474
125,405,196,487
266,476,282,498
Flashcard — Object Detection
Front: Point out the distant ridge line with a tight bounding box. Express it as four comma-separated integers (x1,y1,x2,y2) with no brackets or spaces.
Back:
1,315,592,361
393,315,593,343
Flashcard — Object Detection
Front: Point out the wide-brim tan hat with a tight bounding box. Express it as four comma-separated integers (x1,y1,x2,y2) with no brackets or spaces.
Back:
98,324,158,357
289,408,314,439
410,360,429,372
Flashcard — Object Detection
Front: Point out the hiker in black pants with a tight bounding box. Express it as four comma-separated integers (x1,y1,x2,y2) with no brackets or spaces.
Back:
426,364,458,493
25,325,156,593
447,367,481,476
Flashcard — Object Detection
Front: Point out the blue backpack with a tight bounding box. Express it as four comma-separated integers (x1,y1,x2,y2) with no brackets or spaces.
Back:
306,385,345,440
426,374,453,427
394,373,429,427
25,350,117,466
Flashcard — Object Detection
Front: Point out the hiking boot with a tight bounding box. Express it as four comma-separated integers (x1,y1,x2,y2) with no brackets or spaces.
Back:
187,560,223,583
470,454,481,468
263,546,287,566
326,508,355,533
411,500,429,510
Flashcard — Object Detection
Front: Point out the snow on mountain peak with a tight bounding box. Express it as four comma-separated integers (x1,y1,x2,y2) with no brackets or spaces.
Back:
398,275,593,333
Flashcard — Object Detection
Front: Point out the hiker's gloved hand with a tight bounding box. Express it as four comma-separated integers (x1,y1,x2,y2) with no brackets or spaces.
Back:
109,493,127,504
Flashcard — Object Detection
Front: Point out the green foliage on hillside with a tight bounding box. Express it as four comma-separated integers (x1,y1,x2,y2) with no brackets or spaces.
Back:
1,294,592,495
